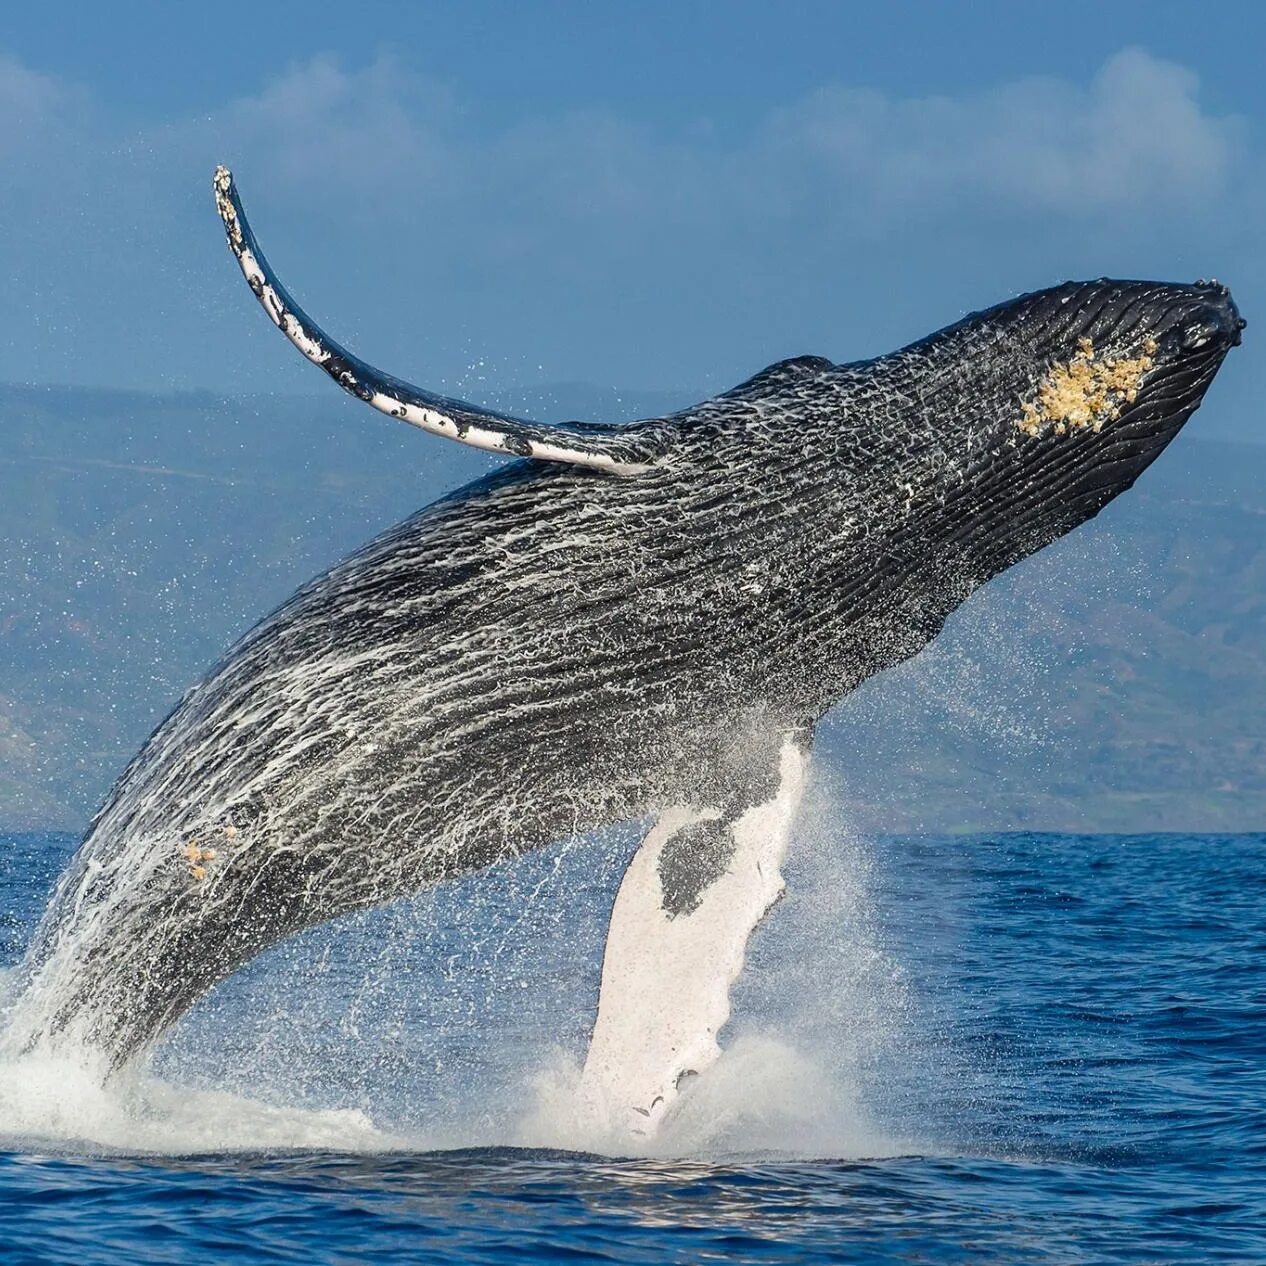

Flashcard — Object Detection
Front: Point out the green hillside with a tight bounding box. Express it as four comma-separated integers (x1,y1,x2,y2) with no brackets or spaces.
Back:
1,383,1262,833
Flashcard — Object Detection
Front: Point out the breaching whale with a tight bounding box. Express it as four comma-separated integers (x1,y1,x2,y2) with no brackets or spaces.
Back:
7,167,1243,1139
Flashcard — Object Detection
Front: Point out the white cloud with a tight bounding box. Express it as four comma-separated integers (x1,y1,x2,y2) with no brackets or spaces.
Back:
0,53,90,166
0,46,1250,393
758,49,1237,217
0,45,1239,222
30,44,1220,235
0,52,67,122
213,55,458,198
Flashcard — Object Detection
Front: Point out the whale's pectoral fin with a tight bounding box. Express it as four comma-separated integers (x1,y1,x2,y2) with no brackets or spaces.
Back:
212,167,673,476
577,728,811,1141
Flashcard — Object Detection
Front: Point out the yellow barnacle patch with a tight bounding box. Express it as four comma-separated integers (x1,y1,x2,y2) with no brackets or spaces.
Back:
1017,336,1158,438
181,835,222,883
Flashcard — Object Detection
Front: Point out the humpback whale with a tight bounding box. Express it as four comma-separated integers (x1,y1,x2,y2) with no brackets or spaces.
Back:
7,167,1243,1139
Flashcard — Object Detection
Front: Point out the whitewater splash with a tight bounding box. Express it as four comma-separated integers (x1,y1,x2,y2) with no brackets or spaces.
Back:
0,1045,394,1155
522,1035,898,1159
0,1033,898,1160
0,784,909,1160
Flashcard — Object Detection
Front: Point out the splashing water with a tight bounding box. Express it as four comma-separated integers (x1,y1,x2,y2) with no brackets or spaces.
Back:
0,1044,394,1155
0,779,910,1160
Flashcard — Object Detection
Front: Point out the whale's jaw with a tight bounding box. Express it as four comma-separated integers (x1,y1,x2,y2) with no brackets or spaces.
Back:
852,279,1245,601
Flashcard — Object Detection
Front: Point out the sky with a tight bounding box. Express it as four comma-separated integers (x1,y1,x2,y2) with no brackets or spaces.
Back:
2,0,1264,441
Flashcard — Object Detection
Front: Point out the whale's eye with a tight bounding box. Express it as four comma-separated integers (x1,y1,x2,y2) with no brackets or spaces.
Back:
1182,321,1218,351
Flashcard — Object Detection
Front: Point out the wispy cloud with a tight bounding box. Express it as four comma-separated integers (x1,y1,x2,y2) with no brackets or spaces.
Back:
757,50,1236,218
194,47,1238,223
0,52,91,167
0,46,1251,397
210,55,459,198
0,52,70,127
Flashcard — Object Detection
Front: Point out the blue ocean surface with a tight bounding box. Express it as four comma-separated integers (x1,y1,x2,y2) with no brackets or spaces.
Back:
0,820,1261,1264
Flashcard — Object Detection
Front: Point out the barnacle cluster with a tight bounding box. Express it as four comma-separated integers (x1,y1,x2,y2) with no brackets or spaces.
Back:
181,824,237,882
1018,336,1158,437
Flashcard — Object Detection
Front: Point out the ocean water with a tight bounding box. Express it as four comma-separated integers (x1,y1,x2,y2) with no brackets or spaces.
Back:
0,814,1261,1263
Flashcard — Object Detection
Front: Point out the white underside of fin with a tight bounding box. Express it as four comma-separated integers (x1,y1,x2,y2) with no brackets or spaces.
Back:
577,738,807,1143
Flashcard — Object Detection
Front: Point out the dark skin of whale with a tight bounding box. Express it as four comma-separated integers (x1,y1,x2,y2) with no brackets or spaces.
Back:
12,261,1242,1066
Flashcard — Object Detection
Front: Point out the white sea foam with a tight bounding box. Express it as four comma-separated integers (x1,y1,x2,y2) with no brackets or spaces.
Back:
0,1045,401,1155
0,1031,898,1161
517,1034,901,1160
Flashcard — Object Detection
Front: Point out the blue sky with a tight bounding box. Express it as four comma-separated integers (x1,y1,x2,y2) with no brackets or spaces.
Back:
2,1,1263,440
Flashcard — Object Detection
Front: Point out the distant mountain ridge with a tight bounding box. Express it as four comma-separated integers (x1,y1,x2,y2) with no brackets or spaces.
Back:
0,382,1262,833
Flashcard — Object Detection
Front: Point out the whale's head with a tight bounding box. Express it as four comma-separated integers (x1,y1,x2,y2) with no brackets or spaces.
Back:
993,277,1240,444
772,278,1244,706
905,277,1244,556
